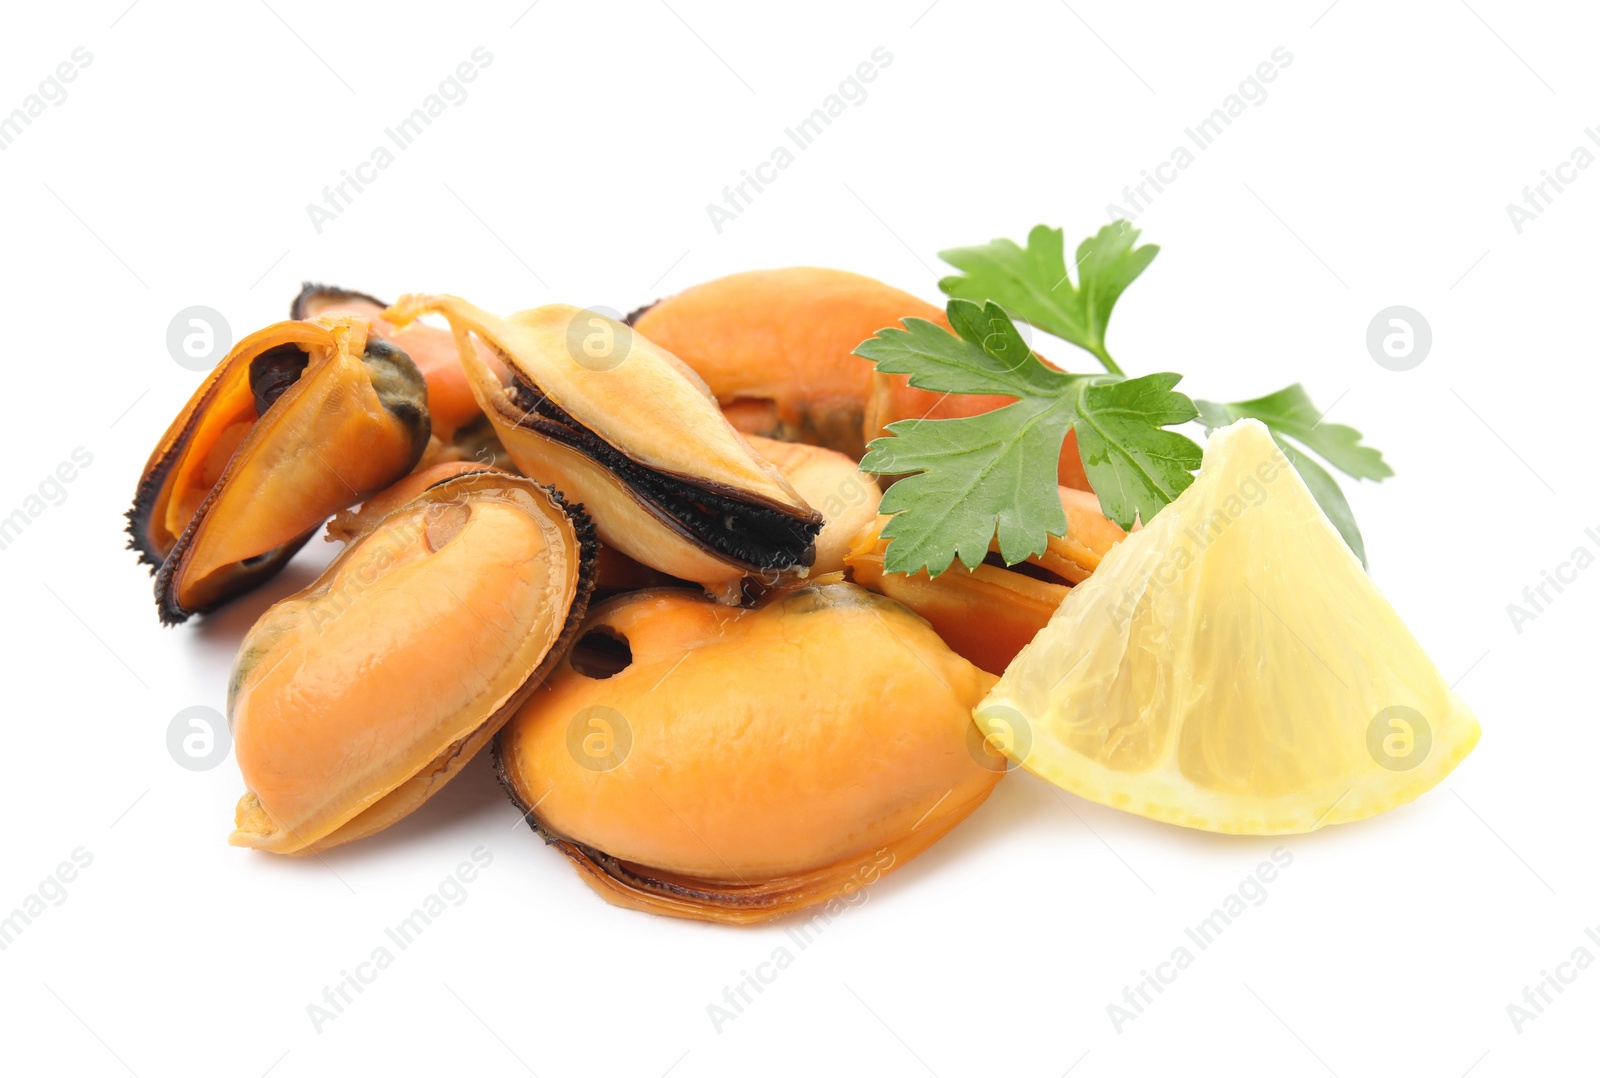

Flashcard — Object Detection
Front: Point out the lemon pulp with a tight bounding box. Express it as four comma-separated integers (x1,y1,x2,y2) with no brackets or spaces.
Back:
978,418,1479,834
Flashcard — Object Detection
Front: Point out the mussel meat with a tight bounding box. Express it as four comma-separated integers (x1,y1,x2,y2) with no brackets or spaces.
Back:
495,581,1000,924
230,470,595,853
846,486,1126,674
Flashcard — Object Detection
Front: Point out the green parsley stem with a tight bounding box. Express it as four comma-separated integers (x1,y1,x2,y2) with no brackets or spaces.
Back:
1091,347,1123,376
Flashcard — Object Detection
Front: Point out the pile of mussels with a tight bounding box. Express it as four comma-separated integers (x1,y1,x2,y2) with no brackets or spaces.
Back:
127,272,1123,924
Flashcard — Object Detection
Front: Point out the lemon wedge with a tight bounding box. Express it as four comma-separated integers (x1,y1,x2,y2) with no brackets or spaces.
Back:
977,418,1479,834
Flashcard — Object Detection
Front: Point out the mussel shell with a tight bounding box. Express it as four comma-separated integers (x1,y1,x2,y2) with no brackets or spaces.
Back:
230,471,596,854
128,317,429,624
289,282,384,321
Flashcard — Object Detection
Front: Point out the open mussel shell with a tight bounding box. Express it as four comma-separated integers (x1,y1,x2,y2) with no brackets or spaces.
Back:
384,295,823,604
127,316,429,624
845,486,1126,675
495,581,1000,924
229,471,596,855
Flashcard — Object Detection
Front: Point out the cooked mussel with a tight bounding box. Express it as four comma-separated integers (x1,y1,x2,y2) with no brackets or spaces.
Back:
495,581,1000,924
384,295,823,603
845,486,1126,674
230,471,595,854
127,316,429,624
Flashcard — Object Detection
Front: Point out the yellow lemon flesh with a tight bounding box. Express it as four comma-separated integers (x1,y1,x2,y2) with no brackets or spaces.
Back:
978,418,1480,834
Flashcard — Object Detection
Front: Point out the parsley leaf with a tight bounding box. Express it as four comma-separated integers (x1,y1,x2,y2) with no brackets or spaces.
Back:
859,299,1079,575
1193,385,1392,480
1074,374,1203,530
858,300,1201,576
854,298,1064,398
1194,385,1392,565
866,404,1074,577
938,222,1158,375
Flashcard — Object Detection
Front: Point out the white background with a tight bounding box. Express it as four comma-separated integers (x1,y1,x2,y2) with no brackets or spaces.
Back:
0,1,1593,1075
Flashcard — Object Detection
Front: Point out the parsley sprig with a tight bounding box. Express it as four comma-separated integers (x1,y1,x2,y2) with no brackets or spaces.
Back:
857,222,1390,576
